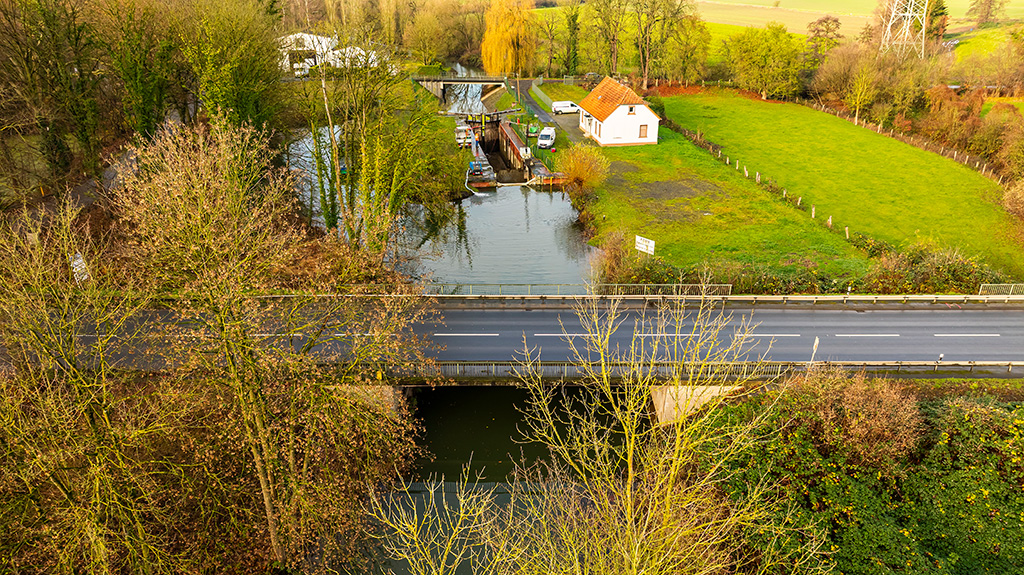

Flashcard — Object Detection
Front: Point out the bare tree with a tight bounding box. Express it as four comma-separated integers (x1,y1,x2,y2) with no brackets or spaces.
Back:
370,293,827,575
588,0,628,75
0,201,195,572
111,118,429,570
967,0,1008,26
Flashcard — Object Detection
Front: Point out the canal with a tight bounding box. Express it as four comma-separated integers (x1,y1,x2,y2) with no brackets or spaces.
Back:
404,67,595,479
289,68,596,481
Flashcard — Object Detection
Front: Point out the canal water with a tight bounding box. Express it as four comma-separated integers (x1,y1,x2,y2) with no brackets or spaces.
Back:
402,189,594,285
289,70,596,481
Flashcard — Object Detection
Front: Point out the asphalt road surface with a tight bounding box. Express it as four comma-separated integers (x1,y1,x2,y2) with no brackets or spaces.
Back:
416,305,1024,364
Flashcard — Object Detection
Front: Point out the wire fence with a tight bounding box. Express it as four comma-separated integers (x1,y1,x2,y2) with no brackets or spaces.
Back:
801,100,1008,187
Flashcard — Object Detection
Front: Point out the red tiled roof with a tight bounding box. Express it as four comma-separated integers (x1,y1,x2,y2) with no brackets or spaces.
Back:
578,77,648,122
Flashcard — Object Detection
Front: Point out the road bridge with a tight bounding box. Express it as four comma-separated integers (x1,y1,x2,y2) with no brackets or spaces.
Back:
54,288,1024,380
410,75,506,102
407,299,1024,379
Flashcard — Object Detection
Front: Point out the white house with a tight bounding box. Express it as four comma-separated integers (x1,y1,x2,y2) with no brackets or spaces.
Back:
278,33,337,75
578,77,659,146
278,33,385,76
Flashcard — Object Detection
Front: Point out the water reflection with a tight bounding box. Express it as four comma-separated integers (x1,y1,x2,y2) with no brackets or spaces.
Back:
401,187,595,285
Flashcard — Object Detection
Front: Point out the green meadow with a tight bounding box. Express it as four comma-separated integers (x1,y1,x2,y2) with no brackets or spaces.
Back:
590,128,870,278
981,97,1024,116
664,89,1024,277
533,82,590,107
697,0,1024,20
696,1,869,35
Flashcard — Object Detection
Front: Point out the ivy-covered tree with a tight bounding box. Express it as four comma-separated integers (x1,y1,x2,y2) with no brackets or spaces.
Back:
180,0,283,128
101,1,175,137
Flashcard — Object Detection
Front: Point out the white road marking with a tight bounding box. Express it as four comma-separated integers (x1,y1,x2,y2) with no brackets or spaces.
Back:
436,333,500,337
745,333,801,337
533,333,589,337
835,334,900,337
933,333,1000,337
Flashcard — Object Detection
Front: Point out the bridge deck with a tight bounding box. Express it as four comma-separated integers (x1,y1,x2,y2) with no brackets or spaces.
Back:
411,75,507,84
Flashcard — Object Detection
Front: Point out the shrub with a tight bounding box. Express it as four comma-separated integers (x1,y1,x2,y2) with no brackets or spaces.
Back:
557,144,609,216
999,120,1024,181
794,369,924,472
594,231,679,285
1003,179,1024,217
644,95,666,120
714,375,1024,575
969,102,1019,158
557,144,609,192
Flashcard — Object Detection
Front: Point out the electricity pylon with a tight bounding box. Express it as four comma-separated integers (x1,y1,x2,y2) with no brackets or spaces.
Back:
879,0,929,59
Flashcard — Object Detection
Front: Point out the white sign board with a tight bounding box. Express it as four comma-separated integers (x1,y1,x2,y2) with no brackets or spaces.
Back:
69,252,90,283
635,235,655,255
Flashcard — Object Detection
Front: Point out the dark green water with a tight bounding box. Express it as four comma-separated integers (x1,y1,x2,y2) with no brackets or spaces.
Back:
409,386,551,481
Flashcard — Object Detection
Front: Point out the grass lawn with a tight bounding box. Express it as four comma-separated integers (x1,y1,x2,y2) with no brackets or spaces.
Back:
664,88,1024,277
535,82,589,105
696,1,868,35
495,90,518,111
951,22,1021,61
699,0,1024,19
590,129,870,279
982,97,1024,117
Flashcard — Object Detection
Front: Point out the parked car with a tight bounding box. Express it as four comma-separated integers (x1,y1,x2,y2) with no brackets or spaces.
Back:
537,127,557,149
551,101,580,115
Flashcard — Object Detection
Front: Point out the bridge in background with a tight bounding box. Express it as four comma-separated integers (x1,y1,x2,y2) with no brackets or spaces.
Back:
410,75,506,101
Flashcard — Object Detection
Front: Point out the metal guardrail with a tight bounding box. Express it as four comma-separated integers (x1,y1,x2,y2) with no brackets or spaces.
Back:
251,284,1024,303
402,362,784,380
421,284,733,296
410,75,506,83
397,360,1024,381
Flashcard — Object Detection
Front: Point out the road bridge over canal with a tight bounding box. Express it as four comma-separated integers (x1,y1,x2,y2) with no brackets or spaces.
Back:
400,283,1024,380
411,75,507,102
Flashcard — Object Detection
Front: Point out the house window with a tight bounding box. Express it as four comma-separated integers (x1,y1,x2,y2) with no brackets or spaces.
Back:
597,123,601,137
628,106,635,115
639,125,648,138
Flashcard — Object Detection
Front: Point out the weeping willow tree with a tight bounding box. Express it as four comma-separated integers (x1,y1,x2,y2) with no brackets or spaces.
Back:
481,0,535,77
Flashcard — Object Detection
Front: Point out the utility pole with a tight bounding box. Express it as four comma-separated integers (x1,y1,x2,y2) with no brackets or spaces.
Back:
879,0,929,59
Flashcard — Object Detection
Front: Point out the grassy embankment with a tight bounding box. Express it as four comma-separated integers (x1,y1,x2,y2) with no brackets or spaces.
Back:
664,89,1024,277
982,97,1024,116
588,127,870,283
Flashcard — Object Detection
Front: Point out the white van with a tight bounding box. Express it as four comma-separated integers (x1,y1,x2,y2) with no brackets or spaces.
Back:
551,101,580,115
537,127,557,149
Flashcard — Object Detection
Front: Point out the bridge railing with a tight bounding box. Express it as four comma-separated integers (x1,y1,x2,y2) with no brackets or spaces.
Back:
980,283,1024,295
396,360,1024,381
410,74,507,83
400,361,785,380
421,283,733,296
